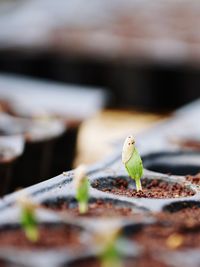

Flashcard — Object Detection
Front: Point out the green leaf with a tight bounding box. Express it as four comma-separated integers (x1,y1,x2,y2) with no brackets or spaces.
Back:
125,147,143,191
76,178,89,214
100,241,122,267
20,208,39,242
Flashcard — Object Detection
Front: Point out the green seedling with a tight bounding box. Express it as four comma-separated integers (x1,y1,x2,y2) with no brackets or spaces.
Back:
17,194,39,242
97,228,122,267
74,165,89,214
122,135,143,191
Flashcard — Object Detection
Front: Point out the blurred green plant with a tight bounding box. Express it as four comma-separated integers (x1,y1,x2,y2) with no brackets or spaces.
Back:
17,194,39,242
97,228,122,267
122,135,143,191
74,165,89,214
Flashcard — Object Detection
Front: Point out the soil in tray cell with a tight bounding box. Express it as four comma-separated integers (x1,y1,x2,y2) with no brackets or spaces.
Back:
43,198,145,219
67,255,170,267
130,223,200,252
186,172,200,185
157,202,200,228
92,177,195,199
0,224,83,250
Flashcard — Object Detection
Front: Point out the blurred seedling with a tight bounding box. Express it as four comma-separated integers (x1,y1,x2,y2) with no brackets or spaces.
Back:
95,227,123,267
17,193,39,242
74,165,90,214
122,135,143,191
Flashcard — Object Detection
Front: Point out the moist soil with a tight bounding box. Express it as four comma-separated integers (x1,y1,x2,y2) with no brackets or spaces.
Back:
186,173,200,185
43,199,143,218
156,205,200,228
93,178,194,198
0,225,82,249
131,222,200,252
68,255,169,267
0,261,6,267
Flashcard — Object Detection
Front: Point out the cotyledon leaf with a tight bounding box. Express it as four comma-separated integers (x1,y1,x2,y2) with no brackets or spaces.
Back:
122,136,143,191
74,165,90,214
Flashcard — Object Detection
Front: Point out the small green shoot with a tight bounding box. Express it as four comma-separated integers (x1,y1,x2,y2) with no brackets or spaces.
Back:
122,135,143,191
97,228,122,267
74,165,89,214
17,194,39,242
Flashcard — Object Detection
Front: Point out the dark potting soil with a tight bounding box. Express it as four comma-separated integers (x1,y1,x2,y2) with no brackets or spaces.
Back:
0,225,82,249
186,173,200,185
93,178,194,198
156,205,200,228
131,223,200,251
0,261,6,267
67,255,169,267
43,199,143,218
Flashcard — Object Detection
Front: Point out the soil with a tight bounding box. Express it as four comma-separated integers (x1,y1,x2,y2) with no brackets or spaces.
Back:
131,222,200,252
43,198,143,218
67,255,169,267
177,139,200,150
0,261,6,267
93,178,195,198
0,224,83,250
186,173,200,185
156,205,200,228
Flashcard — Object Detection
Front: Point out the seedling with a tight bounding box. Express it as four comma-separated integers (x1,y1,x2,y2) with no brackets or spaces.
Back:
166,233,183,249
122,135,143,191
74,165,89,214
97,228,122,267
17,193,39,242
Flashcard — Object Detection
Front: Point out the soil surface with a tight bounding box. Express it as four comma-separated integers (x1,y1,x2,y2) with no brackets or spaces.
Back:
68,256,169,267
131,222,200,251
177,139,200,150
43,198,143,218
157,205,200,228
0,261,6,267
186,173,200,185
93,178,194,198
0,225,83,249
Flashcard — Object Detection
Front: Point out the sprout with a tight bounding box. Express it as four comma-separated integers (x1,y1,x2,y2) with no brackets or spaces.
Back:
97,228,122,267
17,193,39,242
166,233,183,249
122,135,143,191
74,165,89,214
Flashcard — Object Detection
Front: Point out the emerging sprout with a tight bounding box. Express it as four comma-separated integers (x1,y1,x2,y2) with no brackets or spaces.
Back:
97,228,122,267
122,135,143,191
74,165,89,214
17,193,39,242
166,233,183,249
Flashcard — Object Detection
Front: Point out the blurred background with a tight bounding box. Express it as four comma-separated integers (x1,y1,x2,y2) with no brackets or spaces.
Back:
0,0,199,193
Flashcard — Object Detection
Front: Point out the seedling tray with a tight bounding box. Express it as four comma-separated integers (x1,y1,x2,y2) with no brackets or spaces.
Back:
0,99,200,267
